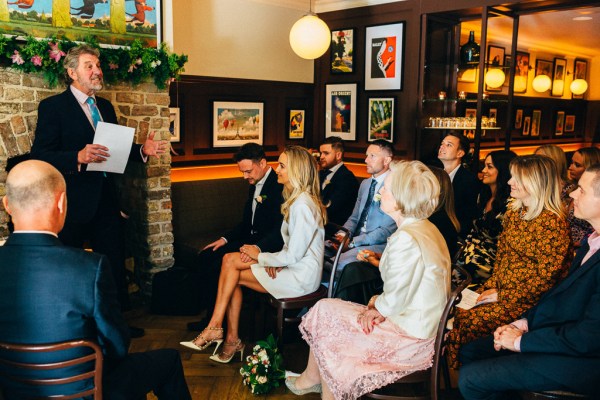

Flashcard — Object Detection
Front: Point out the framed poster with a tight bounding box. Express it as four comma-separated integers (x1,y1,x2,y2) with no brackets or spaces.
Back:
288,109,305,139
331,29,354,74
368,98,394,142
515,109,523,129
3,0,161,48
522,116,531,136
573,59,588,99
531,110,541,137
565,115,576,132
551,58,567,97
486,45,505,92
555,111,565,136
503,54,512,87
325,83,357,140
489,108,497,120
535,59,553,78
213,101,263,148
514,51,530,93
169,107,180,142
364,22,405,90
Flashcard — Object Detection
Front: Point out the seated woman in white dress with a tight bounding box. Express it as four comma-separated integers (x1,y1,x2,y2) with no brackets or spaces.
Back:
181,145,326,363
286,160,451,400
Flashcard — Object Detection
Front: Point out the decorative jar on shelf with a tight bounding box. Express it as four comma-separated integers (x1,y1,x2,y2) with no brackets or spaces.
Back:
460,31,480,65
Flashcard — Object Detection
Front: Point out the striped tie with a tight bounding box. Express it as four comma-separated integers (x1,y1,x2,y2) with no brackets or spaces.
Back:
86,96,101,129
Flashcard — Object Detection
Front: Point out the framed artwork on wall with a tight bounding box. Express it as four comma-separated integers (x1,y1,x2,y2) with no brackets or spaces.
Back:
331,29,354,74
364,22,405,90
522,116,531,136
531,110,541,137
486,45,505,92
325,83,357,140
515,109,523,129
555,111,565,135
535,59,553,80
573,59,588,99
367,98,394,142
514,52,530,93
213,101,263,148
288,109,305,139
551,58,567,97
489,108,497,120
565,115,576,132
169,107,180,142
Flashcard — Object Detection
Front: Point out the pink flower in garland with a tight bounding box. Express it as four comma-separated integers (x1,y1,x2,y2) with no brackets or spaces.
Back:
11,50,24,65
48,43,66,62
31,55,43,66
109,63,119,70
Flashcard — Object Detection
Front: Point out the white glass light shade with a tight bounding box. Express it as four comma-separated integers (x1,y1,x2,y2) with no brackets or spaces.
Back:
289,14,331,59
514,75,527,92
570,79,588,95
484,68,505,89
532,75,552,92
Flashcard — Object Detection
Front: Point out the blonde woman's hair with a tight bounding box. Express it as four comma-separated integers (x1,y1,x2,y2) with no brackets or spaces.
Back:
535,144,568,183
429,166,460,232
388,160,439,219
509,155,565,220
280,146,327,225
577,147,600,170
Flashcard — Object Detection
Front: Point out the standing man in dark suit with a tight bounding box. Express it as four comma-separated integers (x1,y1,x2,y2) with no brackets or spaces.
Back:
438,132,479,237
30,45,165,336
0,160,190,400
187,143,284,331
458,164,600,398
318,136,359,225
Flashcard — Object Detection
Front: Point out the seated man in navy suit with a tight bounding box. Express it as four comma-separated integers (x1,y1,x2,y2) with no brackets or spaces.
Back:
318,136,359,225
0,160,191,400
458,164,600,399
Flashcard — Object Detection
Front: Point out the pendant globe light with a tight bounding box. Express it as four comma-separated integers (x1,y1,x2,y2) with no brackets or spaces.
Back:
532,74,552,93
570,79,588,95
484,68,505,89
289,0,331,59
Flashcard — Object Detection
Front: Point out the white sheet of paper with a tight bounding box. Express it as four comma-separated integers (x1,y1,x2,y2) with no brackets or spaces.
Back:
456,288,480,310
86,121,135,174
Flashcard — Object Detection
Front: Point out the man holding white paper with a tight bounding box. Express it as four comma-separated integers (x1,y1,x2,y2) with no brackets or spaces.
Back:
31,45,165,335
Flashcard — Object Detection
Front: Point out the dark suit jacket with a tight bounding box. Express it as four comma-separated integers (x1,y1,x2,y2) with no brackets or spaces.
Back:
224,169,284,253
0,233,130,397
30,89,143,224
518,237,600,393
452,166,480,237
320,164,359,225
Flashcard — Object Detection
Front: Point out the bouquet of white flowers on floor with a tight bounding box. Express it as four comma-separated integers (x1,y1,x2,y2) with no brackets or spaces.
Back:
239,334,285,395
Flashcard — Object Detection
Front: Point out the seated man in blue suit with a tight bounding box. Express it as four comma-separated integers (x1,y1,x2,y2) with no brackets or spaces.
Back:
0,160,191,400
458,164,600,399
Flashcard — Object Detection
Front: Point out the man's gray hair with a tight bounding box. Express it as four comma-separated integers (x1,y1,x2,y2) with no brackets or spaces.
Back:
63,44,100,84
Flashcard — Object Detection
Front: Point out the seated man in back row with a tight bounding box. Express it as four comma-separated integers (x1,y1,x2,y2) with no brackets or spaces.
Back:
458,164,600,399
0,160,190,399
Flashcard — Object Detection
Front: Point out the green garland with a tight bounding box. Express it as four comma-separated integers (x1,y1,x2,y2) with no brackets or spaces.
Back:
0,35,187,89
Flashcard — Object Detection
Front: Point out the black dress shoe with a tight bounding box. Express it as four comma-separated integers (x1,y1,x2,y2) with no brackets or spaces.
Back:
129,326,145,338
187,317,209,332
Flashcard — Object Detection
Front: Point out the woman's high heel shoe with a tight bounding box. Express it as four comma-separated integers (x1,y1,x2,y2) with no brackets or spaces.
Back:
180,327,224,354
285,376,322,395
209,339,245,364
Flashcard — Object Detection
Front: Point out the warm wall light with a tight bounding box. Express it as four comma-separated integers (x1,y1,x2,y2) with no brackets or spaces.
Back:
514,75,527,92
289,0,330,60
484,68,505,89
570,79,588,95
532,74,551,92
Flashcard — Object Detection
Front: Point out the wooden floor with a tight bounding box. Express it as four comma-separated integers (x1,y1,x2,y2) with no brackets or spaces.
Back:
125,304,320,400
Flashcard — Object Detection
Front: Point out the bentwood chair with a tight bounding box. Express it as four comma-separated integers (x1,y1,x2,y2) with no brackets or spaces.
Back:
0,339,103,399
361,264,472,400
265,222,350,344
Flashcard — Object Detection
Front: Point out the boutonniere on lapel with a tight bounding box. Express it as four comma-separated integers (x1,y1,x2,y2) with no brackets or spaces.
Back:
323,179,331,188
373,194,382,204
255,194,267,204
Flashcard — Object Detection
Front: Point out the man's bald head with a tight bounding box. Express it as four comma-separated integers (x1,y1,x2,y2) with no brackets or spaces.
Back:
3,160,67,232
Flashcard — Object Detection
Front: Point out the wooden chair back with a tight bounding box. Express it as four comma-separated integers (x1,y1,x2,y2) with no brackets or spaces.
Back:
324,222,350,297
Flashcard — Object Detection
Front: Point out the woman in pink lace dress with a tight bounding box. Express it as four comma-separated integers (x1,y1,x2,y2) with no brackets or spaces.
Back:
286,161,451,400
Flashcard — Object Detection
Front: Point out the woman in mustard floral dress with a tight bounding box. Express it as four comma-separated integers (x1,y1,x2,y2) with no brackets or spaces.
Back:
448,155,572,368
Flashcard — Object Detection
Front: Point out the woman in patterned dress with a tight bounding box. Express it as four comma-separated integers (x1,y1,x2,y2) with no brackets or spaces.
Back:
447,155,572,368
286,161,451,400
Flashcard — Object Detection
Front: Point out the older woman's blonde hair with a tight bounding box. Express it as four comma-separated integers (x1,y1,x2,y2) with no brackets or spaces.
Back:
509,155,565,220
388,160,439,219
280,145,327,224
535,144,569,183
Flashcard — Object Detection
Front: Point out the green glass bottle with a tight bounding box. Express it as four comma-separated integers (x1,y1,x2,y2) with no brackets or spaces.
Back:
460,31,480,65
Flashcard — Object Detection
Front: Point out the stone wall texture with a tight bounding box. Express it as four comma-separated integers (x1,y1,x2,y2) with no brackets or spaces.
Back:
0,68,174,297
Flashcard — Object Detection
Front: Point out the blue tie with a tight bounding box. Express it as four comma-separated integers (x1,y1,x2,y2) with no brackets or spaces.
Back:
354,179,377,236
86,96,101,129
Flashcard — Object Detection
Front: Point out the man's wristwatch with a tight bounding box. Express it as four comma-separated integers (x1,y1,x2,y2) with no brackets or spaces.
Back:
348,241,355,249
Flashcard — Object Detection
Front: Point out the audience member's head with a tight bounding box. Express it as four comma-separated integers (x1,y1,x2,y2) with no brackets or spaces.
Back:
508,155,564,221
481,150,517,214
568,147,600,182
570,163,600,228
438,133,470,169
382,160,439,220
365,139,394,177
3,160,67,233
535,145,569,183
233,143,269,185
429,166,460,232
319,136,345,170
277,145,326,223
